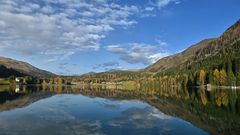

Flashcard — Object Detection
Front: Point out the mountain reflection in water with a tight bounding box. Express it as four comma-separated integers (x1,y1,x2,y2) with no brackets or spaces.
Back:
0,85,239,135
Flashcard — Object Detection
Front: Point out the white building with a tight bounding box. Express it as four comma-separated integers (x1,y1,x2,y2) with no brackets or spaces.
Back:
15,77,20,82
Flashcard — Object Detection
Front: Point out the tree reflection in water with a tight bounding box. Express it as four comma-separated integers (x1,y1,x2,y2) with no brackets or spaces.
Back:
0,84,239,135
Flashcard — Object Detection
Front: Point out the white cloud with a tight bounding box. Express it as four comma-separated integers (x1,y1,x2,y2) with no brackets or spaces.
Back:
0,0,179,64
153,0,181,9
149,53,169,64
106,42,169,65
157,0,172,8
0,0,143,61
156,37,168,47
109,106,172,129
145,7,155,11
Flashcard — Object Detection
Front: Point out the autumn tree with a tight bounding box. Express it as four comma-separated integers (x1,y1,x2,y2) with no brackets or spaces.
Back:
199,70,206,85
213,69,220,85
54,77,65,84
219,69,227,86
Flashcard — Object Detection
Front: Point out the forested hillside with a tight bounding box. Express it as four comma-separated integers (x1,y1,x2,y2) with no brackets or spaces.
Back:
150,19,240,87
75,19,240,87
0,57,55,78
146,19,240,73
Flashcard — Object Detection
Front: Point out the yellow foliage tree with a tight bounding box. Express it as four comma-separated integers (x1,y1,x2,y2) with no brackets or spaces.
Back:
219,69,227,86
199,70,206,85
213,69,220,85
54,77,65,84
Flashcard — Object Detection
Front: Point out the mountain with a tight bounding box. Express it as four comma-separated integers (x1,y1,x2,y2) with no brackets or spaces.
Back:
67,19,240,87
0,57,56,78
145,19,240,73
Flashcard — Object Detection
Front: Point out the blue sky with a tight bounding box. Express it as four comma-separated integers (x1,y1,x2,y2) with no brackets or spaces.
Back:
0,0,239,75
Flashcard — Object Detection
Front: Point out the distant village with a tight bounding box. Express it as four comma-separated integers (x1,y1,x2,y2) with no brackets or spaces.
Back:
0,76,71,85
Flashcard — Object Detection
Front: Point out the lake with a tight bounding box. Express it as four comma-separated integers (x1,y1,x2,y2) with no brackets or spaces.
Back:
0,85,239,135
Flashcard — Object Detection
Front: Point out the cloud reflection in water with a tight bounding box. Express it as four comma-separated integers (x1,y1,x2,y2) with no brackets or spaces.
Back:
109,106,172,129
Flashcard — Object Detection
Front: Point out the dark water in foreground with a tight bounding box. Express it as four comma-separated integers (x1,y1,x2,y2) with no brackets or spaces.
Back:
0,85,239,135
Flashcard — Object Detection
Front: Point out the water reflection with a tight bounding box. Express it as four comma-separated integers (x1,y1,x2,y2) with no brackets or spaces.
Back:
0,85,239,135
108,107,172,128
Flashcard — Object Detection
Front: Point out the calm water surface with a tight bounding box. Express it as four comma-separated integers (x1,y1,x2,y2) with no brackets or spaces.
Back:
0,85,239,135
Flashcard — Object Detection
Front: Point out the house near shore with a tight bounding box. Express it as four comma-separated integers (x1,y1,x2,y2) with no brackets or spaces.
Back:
15,77,20,82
